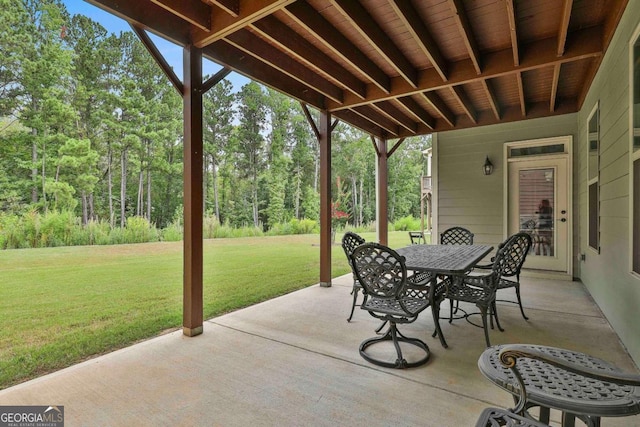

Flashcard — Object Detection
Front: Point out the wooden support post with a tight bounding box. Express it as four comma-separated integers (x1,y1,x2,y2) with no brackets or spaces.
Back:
319,110,332,287
183,45,204,336
375,137,389,245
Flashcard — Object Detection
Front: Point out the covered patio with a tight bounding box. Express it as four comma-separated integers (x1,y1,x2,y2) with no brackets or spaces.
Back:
1,273,637,426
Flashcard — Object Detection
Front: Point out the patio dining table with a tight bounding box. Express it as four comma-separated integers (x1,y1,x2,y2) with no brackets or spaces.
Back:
396,243,494,348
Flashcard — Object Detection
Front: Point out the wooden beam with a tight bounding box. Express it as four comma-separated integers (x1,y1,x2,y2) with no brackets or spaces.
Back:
224,29,344,103
371,101,417,134
375,137,389,245
352,105,401,136
251,16,366,99
389,0,448,81
516,72,526,116
182,44,204,337
202,40,326,110
150,0,211,31
192,0,294,47
481,79,501,120
202,67,232,93
577,58,600,109
450,85,477,124
449,0,482,74
557,0,573,56
209,0,240,17
331,0,417,88
284,1,391,94
318,110,332,287
130,24,183,94
550,63,561,112
505,0,519,66
328,27,603,111
333,110,385,139
387,137,405,158
300,103,320,140
422,91,455,127
396,96,435,129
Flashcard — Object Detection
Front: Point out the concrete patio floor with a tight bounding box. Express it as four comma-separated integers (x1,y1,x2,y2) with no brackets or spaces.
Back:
1,273,639,426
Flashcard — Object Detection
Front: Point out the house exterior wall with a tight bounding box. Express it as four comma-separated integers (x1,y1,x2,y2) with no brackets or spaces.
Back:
435,0,640,365
435,113,577,247
577,0,640,364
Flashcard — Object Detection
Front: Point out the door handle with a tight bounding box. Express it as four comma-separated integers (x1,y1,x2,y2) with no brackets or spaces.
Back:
560,218,567,222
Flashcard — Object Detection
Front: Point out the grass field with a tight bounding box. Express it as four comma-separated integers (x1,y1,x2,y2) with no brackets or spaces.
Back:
0,231,416,389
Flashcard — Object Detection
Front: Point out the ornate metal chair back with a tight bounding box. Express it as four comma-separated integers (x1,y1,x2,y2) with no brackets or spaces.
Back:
499,233,532,278
341,231,365,272
440,226,474,245
350,243,407,300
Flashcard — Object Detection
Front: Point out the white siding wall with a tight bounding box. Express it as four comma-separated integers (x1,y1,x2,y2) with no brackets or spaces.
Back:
577,0,640,365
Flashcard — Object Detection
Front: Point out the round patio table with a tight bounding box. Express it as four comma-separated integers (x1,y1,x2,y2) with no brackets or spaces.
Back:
478,344,640,427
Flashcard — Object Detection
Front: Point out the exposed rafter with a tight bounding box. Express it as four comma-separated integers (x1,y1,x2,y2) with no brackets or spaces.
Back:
372,101,417,134
150,0,211,31
284,1,391,94
557,0,574,57
450,86,476,124
251,17,366,99
209,0,239,17
481,80,500,120
396,96,435,130
516,72,526,117
505,0,519,66
422,92,455,128
330,0,418,88
192,0,294,47
449,0,481,74
352,105,400,136
224,29,344,103
388,0,448,81
550,63,561,112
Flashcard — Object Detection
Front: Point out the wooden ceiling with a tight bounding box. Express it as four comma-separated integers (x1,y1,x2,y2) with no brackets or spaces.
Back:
87,0,628,139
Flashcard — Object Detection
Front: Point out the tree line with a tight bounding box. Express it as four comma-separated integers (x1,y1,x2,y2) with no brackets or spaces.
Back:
0,0,430,247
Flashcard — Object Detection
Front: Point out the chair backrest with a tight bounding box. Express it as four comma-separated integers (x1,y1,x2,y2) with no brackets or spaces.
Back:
499,233,532,277
350,243,407,300
341,232,365,274
409,231,425,244
440,226,474,245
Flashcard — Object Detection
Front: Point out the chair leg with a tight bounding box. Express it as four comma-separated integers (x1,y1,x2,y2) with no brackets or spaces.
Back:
491,301,504,332
347,284,359,322
479,305,491,347
449,298,454,323
514,284,529,320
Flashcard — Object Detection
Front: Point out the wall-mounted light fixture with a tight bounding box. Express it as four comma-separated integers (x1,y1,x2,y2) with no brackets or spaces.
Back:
483,156,493,175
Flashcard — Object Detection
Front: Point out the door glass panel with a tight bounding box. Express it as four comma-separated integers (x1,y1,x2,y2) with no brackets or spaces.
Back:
633,37,640,151
518,169,554,257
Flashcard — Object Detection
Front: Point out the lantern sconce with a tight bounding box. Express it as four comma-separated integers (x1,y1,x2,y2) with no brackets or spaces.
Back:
483,156,493,175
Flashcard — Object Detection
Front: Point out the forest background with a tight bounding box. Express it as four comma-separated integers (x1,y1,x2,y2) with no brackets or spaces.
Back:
0,0,431,249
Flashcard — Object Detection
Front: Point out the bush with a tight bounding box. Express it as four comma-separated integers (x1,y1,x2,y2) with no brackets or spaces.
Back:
123,216,160,244
162,221,183,242
392,216,421,232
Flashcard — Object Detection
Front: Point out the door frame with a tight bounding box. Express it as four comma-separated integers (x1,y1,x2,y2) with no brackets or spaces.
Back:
503,135,573,277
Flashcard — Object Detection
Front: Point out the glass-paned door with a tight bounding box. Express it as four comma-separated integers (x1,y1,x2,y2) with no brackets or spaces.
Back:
508,157,569,272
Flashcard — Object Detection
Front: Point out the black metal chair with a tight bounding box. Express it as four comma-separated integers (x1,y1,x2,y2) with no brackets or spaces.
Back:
440,226,474,245
441,236,516,347
341,231,366,322
476,344,640,427
475,233,533,322
408,231,425,244
350,242,433,368
440,226,474,316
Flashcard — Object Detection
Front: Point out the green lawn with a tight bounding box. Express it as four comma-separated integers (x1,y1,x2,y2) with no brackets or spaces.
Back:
0,231,415,389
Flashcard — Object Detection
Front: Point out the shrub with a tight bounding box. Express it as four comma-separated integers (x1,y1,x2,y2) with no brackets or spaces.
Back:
123,216,160,244
162,221,183,242
392,216,421,232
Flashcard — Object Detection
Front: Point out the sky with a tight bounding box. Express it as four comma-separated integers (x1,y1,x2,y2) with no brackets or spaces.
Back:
62,0,250,90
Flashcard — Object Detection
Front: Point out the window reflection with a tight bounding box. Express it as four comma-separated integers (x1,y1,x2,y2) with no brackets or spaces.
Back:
519,169,554,257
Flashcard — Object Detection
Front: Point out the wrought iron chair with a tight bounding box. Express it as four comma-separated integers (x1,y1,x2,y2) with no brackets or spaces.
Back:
476,233,533,321
440,236,516,347
408,231,425,244
350,243,434,368
476,344,640,427
440,226,474,316
440,226,474,245
341,231,366,322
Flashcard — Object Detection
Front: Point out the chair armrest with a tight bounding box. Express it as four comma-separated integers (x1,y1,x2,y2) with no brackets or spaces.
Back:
498,344,640,387
407,271,434,285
